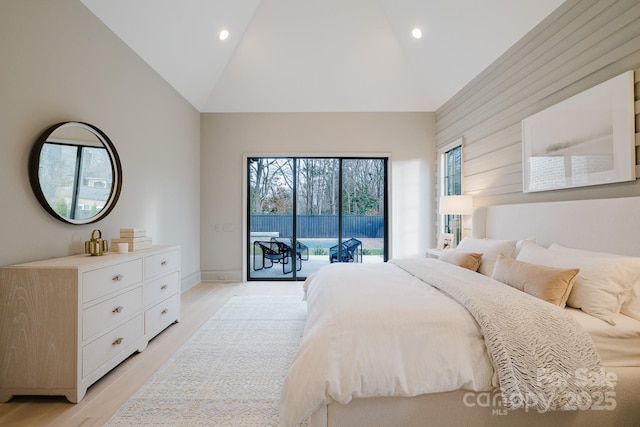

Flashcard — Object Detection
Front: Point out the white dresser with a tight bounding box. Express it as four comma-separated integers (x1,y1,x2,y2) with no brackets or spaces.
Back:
0,245,180,403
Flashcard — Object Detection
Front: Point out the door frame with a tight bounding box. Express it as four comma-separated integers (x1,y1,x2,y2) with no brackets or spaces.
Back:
242,153,391,281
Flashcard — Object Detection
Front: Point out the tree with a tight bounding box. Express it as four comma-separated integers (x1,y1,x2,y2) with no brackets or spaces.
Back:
250,157,384,216
55,198,68,216
297,159,338,215
249,158,293,214
341,159,384,215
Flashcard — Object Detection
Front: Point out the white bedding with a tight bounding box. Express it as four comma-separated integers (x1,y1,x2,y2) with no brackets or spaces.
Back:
280,258,619,426
278,261,495,427
567,307,640,367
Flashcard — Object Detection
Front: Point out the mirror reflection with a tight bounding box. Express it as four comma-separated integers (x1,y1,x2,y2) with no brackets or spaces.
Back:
29,122,122,225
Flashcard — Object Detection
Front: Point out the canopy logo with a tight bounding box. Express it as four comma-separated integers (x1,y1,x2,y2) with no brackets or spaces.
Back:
463,368,618,415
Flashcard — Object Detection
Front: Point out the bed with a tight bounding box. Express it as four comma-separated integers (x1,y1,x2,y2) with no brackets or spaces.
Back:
279,196,640,427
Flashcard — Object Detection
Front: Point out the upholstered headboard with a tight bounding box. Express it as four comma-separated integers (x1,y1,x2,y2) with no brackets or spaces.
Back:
472,196,640,257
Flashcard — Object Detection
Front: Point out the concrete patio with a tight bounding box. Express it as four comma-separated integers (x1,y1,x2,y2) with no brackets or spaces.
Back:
249,254,384,280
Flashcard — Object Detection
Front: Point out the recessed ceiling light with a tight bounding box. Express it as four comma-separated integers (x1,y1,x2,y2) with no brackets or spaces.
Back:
219,29,229,41
411,27,423,39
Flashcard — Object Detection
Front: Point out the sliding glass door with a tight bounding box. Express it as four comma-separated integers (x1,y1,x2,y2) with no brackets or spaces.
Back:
248,158,295,279
248,157,387,281
295,158,340,275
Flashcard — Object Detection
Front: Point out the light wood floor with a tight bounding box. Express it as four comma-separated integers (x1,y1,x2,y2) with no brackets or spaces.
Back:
0,281,304,427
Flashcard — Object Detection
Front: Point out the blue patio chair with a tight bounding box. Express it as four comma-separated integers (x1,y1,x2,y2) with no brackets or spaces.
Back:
329,238,362,263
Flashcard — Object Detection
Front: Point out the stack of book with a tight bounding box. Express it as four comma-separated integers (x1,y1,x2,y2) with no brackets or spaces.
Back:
112,228,152,252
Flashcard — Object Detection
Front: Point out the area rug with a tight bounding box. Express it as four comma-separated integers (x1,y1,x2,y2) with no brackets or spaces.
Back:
106,295,307,426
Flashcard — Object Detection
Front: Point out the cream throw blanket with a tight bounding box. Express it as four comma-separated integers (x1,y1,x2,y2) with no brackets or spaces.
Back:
392,258,607,411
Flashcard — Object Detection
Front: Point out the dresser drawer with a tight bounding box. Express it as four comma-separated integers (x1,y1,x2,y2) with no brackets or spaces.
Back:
82,314,143,378
83,287,143,341
83,259,143,303
145,293,180,337
145,249,180,280
143,271,180,308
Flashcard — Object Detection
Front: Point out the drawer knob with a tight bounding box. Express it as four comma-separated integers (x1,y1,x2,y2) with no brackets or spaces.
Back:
161,308,169,315
161,260,168,266
112,306,124,314
161,284,168,290
112,337,124,346
112,274,124,281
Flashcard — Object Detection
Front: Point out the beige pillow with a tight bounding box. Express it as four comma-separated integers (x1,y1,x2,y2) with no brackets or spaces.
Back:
439,251,482,272
492,254,579,307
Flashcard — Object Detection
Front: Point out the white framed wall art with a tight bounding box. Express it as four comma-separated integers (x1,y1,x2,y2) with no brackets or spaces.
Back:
522,71,635,193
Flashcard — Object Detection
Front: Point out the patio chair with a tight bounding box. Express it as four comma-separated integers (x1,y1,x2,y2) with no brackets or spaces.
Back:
329,238,362,263
295,239,309,261
291,238,310,262
252,240,295,274
271,237,308,266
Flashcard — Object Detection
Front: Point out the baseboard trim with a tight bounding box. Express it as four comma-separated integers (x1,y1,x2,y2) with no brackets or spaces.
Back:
181,270,202,292
201,269,243,283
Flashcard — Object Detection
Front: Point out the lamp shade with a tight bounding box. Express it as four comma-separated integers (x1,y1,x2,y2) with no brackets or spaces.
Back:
439,195,473,215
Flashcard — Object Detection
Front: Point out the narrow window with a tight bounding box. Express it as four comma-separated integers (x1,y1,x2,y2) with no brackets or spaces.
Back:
439,142,462,235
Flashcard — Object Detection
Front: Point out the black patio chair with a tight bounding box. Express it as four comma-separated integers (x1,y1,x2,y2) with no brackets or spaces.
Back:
252,240,294,274
271,237,307,268
295,239,309,261
329,238,362,263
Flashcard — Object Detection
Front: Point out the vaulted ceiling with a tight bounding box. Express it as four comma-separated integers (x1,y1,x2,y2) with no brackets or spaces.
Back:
81,0,565,113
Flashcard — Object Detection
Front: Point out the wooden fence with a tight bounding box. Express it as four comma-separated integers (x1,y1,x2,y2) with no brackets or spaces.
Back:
250,214,384,238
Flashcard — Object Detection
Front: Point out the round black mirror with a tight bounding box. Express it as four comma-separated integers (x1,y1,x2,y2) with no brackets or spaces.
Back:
29,122,122,225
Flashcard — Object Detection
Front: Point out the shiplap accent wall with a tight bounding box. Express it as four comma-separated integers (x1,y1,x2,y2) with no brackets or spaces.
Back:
436,0,640,209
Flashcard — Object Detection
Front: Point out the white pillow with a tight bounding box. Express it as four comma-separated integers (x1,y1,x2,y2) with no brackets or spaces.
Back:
621,284,640,321
455,237,517,276
517,241,640,325
549,243,640,321
513,236,536,258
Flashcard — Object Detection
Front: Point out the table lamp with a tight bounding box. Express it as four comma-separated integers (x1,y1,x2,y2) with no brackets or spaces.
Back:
439,195,473,247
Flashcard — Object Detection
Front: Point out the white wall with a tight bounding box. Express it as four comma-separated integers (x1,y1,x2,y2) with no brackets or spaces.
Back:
201,113,436,281
0,0,201,290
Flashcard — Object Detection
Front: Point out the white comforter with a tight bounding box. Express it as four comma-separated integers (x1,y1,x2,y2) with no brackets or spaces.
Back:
278,261,496,427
